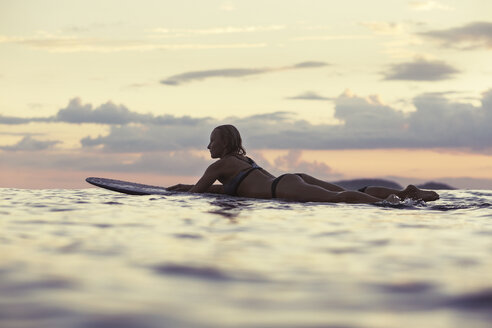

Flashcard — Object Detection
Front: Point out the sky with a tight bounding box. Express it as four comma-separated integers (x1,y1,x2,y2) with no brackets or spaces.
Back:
1,0,492,189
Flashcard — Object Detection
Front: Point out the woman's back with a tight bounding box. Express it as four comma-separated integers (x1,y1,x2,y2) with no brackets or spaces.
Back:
220,155,275,198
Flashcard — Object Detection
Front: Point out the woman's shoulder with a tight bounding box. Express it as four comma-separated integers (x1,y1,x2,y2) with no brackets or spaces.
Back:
227,154,254,162
208,155,236,169
210,154,250,169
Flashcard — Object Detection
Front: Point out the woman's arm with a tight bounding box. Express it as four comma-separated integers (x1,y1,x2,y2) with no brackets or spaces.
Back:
206,185,224,194
167,183,224,194
189,161,223,193
168,159,225,194
167,184,193,192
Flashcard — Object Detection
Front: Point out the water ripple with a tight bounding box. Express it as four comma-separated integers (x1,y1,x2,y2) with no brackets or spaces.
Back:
1,188,491,328
152,263,232,281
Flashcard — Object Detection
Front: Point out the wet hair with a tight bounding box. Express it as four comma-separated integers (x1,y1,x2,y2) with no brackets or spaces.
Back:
214,124,246,156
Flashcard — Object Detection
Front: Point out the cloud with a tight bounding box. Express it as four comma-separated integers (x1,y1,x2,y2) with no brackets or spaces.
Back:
286,91,334,101
0,145,342,181
0,136,60,151
79,151,210,175
409,1,454,11
407,91,492,148
81,124,214,152
292,61,328,68
0,115,51,125
0,149,208,176
334,90,407,130
161,68,266,86
420,21,492,49
0,34,265,52
0,98,209,126
232,111,294,124
56,98,145,124
292,35,373,41
3,91,492,182
4,90,492,153
84,88,492,152
150,25,285,37
160,61,330,85
273,150,339,180
383,57,460,81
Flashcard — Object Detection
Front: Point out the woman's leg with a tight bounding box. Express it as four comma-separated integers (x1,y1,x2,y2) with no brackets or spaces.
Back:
363,185,439,201
288,173,438,202
361,186,399,199
275,174,395,204
295,173,345,192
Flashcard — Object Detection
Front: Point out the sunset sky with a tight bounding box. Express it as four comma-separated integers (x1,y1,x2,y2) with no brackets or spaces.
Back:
1,0,492,189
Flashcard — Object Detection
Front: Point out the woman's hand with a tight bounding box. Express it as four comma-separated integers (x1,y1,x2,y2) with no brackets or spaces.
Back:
167,184,192,192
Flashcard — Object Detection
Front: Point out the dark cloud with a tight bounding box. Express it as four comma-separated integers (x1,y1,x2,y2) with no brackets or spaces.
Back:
383,58,460,81
334,92,406,129
56,98,147,124
292,61,330,68
0,136,60,151
2,90,492,184
0,132,43,137
233,111,293,124
81,124,215,152
161,68,266,86
420,21,492,49
56,98,208,125
160,61,330,86
0,98,208,126
407,91,492,148
0,115,33,125
0,115,51,125
286,91,334,101
79,89,492,152
4,90,492,153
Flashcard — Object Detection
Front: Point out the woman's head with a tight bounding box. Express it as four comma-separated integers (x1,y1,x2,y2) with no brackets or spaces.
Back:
208,125,246,158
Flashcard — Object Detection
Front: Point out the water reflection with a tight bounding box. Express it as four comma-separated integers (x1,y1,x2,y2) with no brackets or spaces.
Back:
206,199,254,220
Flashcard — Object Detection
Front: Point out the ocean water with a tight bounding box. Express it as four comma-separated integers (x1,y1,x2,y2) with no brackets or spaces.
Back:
1,188,491,328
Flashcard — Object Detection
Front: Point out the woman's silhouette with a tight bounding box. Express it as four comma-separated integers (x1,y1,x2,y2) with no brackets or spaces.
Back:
168,125,439,204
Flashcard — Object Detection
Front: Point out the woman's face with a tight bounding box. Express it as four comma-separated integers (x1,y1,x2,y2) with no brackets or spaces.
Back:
207,129,227,159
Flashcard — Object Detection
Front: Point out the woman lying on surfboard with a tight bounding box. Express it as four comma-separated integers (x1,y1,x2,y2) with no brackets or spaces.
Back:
168,125,439,204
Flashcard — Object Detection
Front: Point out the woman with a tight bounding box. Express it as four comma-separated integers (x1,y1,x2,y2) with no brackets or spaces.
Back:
168,125,439,204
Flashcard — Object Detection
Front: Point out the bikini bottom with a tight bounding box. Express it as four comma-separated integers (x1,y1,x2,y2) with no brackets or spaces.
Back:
271,173,303,198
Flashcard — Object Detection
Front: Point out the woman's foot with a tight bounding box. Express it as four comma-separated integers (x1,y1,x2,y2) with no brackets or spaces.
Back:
384,194,401,204
398,185,439,201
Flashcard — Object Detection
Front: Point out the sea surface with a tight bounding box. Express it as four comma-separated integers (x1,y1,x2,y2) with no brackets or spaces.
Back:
1,188,491,328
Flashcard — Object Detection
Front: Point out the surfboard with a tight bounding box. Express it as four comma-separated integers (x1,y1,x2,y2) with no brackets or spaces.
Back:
86,177,169,195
